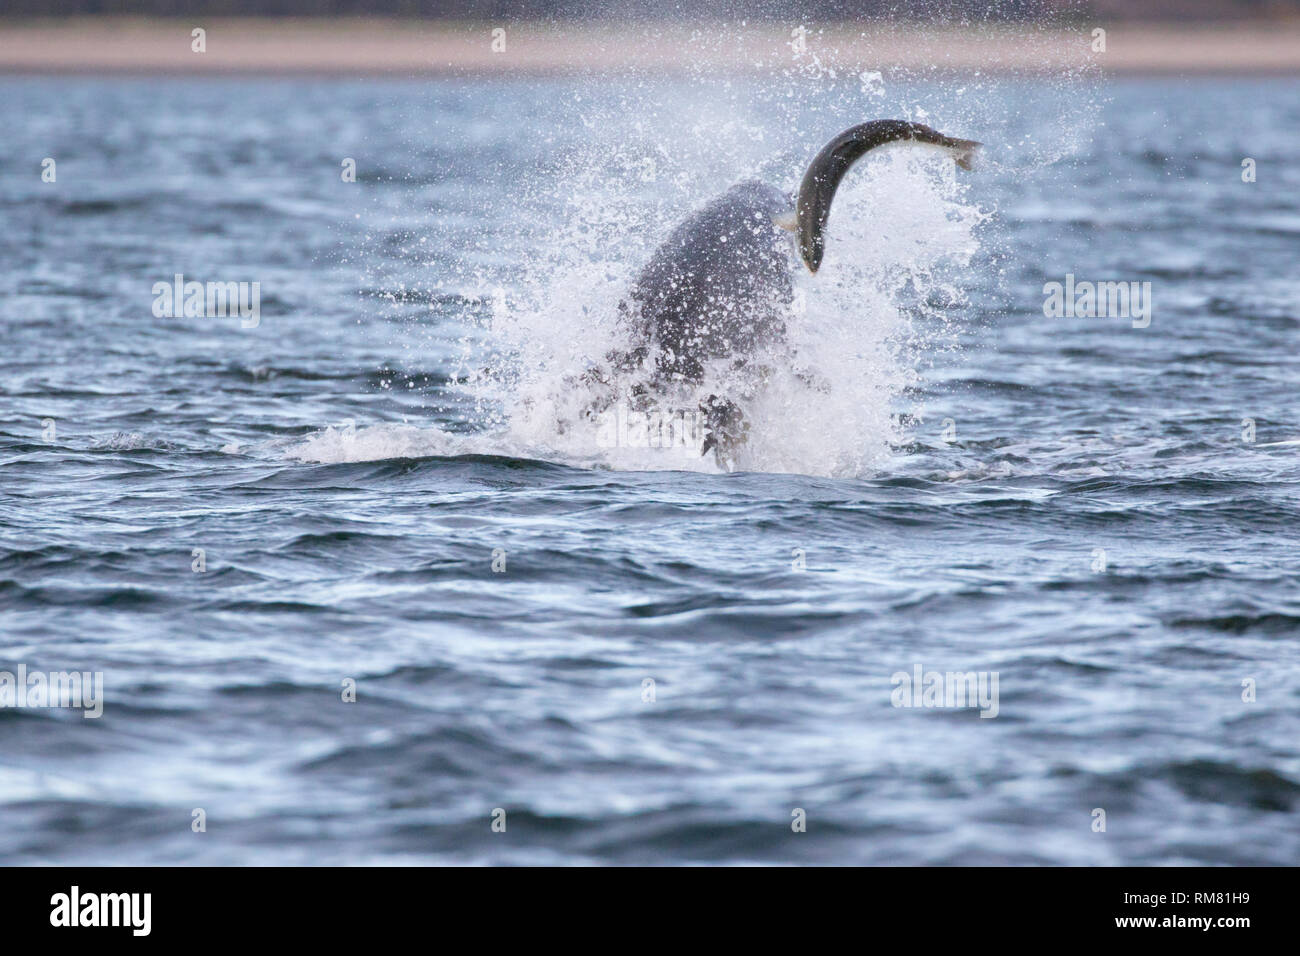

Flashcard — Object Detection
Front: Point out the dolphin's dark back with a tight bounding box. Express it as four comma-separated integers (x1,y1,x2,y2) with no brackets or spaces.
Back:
626,180,792,382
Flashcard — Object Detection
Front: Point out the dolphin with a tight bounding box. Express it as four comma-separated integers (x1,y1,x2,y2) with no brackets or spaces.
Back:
586,119,980,467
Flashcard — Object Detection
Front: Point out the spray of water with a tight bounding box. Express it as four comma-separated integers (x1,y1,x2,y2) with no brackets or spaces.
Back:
465,145,984,478
289,20,1100,477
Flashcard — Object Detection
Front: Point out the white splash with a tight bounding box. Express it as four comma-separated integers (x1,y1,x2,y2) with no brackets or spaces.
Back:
304,34,1104,476
287,422,470,463
465,144,985,478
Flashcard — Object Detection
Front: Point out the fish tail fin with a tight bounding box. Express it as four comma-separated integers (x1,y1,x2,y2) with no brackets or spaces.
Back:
944,137,982,171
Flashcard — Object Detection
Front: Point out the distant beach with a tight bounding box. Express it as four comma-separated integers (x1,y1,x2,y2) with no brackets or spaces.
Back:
1,17,1298,75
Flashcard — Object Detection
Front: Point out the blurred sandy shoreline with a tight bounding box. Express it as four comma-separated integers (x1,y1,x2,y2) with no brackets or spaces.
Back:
1,18,1299,75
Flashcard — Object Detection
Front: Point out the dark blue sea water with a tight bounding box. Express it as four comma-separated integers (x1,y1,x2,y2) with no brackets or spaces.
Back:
2,70,1299,865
